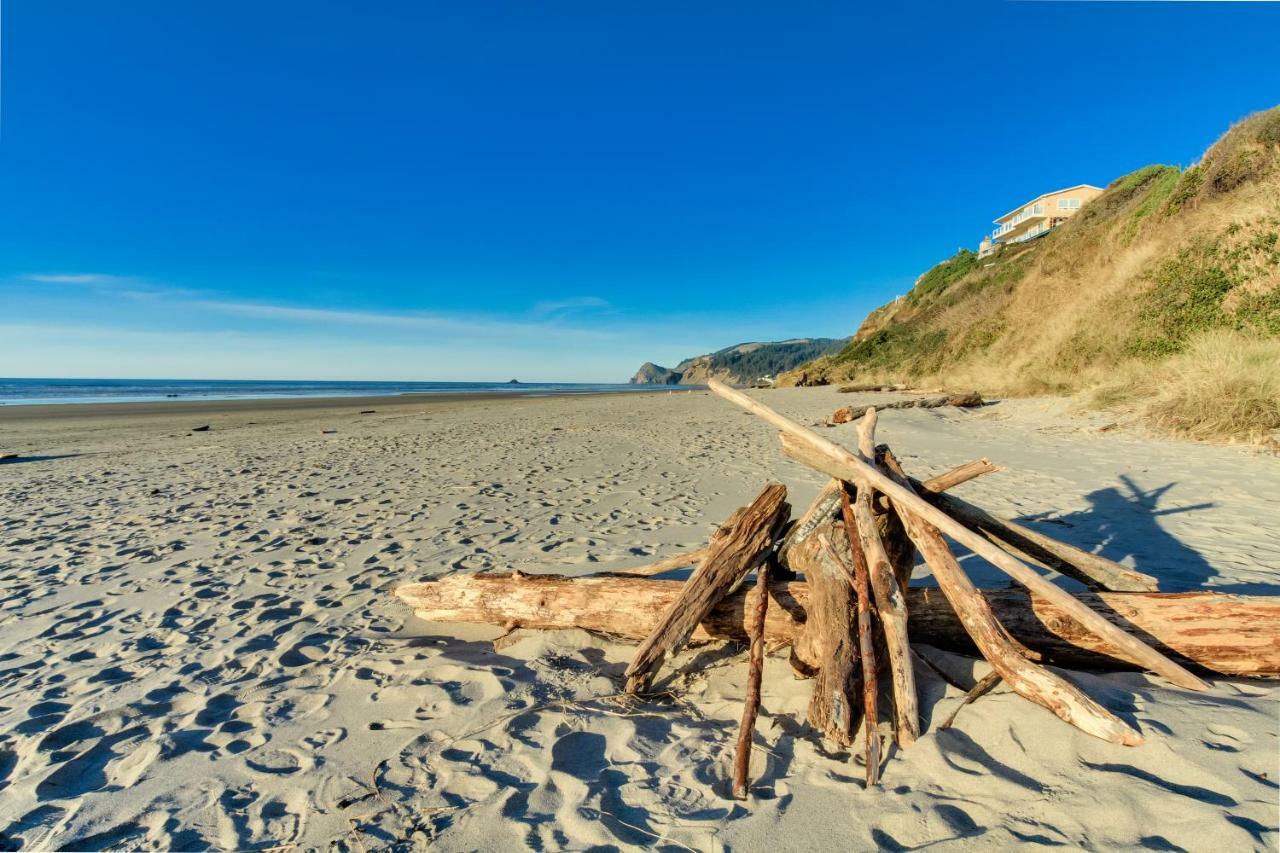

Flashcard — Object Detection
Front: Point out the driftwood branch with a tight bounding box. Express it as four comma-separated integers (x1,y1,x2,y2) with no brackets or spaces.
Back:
877,448,1143,746
837,494,882,785
395,574,1280,677
913,487,1158,592
588,549,707,578
624,483,789,693
939,672,1003,731
733,563,770,799
717,379,1207,692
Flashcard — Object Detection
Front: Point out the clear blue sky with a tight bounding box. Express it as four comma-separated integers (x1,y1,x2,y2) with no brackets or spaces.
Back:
2,1,1277,382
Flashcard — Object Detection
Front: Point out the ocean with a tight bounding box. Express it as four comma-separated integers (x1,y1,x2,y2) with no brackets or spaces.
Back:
0,378,671,406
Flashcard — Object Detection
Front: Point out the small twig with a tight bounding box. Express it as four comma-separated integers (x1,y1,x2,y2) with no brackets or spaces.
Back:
939,671,1003,730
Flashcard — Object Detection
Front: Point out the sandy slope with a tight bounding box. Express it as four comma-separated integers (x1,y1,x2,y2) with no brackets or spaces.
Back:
0,388,1276,851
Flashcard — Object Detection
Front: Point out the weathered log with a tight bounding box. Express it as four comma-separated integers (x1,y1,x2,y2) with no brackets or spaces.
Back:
836,500,882,784
719,379,1206,691
733,564,770,800
830,393,985,424
919,458,1003,495
878,449,1143,746
913,487,1158,592
624,483,788,693
794,523,861,745
395,574,1280,677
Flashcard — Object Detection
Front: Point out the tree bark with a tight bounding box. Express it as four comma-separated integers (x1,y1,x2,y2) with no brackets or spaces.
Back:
623,483,789,693
791,522,861,745
733,564,770,800
395,574,1280,677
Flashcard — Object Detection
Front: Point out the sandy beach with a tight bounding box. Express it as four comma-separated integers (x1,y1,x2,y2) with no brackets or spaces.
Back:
1,387,1277,851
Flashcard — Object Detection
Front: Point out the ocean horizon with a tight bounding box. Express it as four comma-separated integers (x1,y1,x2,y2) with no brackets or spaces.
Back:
0,377,673,406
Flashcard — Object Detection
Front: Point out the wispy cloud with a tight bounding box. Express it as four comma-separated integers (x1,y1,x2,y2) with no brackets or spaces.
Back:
23,272,138,286
531,296,612,318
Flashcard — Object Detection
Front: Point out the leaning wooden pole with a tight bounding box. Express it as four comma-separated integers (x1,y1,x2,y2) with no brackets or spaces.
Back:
709,379,1207,692
836,496,882,785
850,410,919,748
878,447,1143,746
733,564,770,800
624,483,789,693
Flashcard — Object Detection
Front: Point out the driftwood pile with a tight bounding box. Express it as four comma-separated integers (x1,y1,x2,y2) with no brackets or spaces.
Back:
830,391,984,425
395,380,1280,798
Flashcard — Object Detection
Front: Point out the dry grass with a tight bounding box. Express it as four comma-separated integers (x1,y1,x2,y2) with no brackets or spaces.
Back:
1088,329,1280,444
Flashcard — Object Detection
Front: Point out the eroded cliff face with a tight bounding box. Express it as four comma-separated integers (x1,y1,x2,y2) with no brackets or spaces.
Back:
629,362,682,384
630,339,847,385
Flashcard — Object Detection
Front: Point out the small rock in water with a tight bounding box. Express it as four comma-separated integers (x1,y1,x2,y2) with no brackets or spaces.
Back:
191,425,211,432
359,410,376,414
322,429,337,434
0,452,19,461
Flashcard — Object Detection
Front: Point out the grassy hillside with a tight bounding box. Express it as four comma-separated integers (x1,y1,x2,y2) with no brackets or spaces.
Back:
783,107,1280,443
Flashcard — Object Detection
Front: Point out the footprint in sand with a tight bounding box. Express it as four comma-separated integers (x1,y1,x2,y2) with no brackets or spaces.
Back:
1203,723,1251,753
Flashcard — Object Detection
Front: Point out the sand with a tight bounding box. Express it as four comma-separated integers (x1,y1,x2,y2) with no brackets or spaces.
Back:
0,387,1276,851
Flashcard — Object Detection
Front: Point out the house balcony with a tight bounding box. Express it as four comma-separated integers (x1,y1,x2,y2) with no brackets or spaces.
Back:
992,212,1048,245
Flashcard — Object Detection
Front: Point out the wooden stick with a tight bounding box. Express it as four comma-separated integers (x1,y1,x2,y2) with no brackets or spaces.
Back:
939,672,1002,731
722,378,1206,692
877,449,1144,746
913,488,1159,592
588,549,707,578
623,483,789,693
851,410,919,748
921,458,1003,494
733,563,770,800
837,494,882,785
395,574,1280,677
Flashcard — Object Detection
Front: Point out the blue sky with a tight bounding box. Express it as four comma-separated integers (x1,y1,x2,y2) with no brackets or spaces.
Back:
2,1,1277,382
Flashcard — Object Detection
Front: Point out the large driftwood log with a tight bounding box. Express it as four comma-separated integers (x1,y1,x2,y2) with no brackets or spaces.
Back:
394,574,1280,678
722,378,1208,692
792,522,861,745
912,487,1158,592
879,448,1143,746
624,483,789,693
732,563,770,800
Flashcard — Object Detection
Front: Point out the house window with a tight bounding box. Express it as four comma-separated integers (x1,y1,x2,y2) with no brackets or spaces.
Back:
1058,198,1080,210
1033,203,1043,214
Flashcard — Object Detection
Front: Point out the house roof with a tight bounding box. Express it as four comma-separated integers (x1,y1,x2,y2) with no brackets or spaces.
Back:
993,184,1104,224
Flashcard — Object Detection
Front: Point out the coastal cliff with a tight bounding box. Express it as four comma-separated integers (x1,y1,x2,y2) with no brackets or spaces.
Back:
630,338,846,386
780,107,1280,442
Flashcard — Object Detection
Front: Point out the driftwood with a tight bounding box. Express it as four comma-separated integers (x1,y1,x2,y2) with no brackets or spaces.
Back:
917,458,1003,495
939,672,1003,731
733,563,770,800
850,410,919,748
793,523,861,744
878,447,1143,746
718,379,1208,692
588,549,707,578
835,500,882,783
394,574,1280,677
912,487,1158,592
831,392,984,424
624,483,789,693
